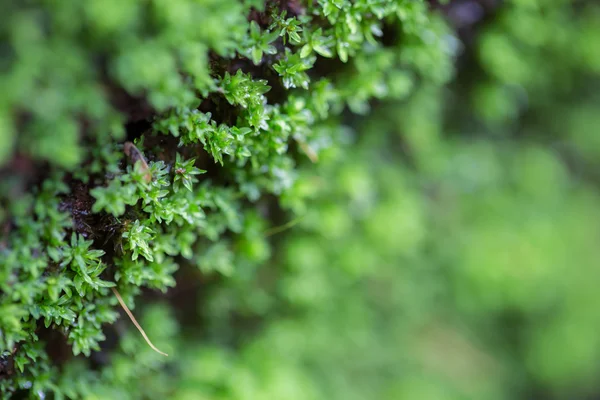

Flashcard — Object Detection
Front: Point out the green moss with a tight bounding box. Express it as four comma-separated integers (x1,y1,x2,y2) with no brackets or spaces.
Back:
1,0,600,398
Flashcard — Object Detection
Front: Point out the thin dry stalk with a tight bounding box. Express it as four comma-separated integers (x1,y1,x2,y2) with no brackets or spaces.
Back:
111,287,168,357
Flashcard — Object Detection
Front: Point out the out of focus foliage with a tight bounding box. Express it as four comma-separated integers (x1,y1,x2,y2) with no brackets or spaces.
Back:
1,0,599,399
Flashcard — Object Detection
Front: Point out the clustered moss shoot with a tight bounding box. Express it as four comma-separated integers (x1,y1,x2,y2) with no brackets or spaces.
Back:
0,0,455,396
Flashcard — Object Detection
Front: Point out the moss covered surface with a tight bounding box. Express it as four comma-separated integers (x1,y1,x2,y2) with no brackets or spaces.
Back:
1,0,600,398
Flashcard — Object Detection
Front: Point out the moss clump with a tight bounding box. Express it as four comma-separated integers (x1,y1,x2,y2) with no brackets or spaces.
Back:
2,0,600,399
0,0,454,397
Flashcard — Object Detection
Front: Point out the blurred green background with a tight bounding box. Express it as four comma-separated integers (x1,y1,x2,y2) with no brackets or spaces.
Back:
167,2,600,399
